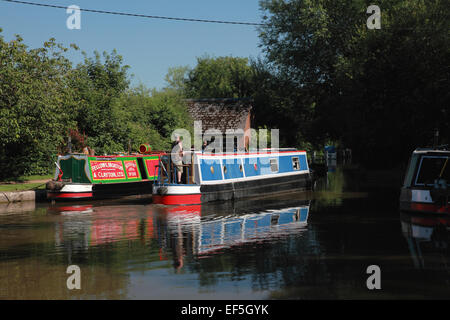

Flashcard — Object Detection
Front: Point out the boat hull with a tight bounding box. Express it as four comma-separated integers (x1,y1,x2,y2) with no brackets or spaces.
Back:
201,172,312,203
47,181,154,201
153,185,201,205
153,172,311,205
400,188,450,214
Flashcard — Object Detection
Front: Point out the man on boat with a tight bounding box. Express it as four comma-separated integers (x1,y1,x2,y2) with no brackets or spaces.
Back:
171,134,184,184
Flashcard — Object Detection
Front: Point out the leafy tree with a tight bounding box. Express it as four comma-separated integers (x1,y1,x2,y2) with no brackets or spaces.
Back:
250,57,316,149
164,66,190,94
185,55,255,98
111,85,193,151
0,31,78,179
68,50,131,155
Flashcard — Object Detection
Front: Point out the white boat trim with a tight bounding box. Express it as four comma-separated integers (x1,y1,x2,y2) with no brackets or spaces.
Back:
60,184,93,193
411,189,433,203
153,185,201,195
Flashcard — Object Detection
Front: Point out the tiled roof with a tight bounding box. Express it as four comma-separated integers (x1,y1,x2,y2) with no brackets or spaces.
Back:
185,98,252,134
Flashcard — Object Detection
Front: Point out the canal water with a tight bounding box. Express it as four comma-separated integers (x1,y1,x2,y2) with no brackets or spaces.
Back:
0,168,449,299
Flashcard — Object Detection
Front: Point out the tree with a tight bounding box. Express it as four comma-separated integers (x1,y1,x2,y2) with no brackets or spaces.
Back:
164,66,190,94
185,55,255,98
259,0,449,167
0,31,78,179
68,50,131,154
111,85,193,151
250,57,316,149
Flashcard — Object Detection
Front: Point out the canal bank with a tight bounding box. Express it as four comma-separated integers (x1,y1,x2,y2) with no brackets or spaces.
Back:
0,189,47,204
0,177,50,204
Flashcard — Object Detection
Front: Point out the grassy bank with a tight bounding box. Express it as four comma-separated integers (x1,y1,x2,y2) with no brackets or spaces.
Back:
0,174,51,192
0,183,47,192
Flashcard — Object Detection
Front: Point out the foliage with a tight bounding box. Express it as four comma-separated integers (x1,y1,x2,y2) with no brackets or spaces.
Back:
0,31,78,179
164,66,190,94
259,0,450,167
185,55,255,99
111,85,193,151
0,30,193,179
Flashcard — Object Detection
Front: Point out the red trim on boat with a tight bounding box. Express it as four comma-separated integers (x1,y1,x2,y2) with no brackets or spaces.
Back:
410,203,450,214
411,216,450,226
153,194,201,205
47,192,93,199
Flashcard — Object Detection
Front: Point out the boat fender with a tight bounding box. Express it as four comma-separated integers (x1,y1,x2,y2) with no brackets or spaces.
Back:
46,180,65,191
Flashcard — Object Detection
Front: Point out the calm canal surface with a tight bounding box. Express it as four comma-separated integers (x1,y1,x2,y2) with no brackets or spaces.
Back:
1,168,449,299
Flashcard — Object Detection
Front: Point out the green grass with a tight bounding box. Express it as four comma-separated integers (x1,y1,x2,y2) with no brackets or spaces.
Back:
0,183,46,192
19,174,53,181
0,174,52,192
0,174,52,183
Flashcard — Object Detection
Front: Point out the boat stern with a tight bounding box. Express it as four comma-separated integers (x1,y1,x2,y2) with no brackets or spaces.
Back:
152,184,201,205
46,181,93,200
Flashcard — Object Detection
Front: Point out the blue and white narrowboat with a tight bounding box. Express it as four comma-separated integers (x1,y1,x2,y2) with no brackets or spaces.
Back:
400,146,449,214
152,149,312,205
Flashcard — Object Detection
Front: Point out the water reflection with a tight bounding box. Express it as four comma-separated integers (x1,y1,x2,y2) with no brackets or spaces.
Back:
0,198,314,299
2,187,450,299
400,212,450,275
47,200,311,268
154,202,310,272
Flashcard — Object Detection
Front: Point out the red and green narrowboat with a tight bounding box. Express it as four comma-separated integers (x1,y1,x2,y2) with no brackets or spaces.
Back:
46,145,162,200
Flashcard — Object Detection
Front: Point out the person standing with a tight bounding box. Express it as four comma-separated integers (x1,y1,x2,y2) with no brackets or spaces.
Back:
171,135,184,184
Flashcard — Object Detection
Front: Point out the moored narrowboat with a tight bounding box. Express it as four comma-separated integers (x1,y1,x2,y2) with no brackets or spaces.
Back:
400,146,449,214
152,149,312,205
47,147,162,200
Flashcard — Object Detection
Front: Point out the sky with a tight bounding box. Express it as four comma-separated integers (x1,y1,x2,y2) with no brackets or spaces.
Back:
0,0,264,89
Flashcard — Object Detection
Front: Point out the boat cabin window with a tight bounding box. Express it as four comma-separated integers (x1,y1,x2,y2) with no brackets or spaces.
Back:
292,157,300,170
415,156,449,186
270,158,279,172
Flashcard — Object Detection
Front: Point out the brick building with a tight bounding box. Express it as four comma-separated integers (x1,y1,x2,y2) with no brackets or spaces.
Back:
185,98,252,152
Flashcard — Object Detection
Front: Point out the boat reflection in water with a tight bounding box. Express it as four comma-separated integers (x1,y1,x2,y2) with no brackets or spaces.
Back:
47,198,310,272
156,201,309,271
400,212,450,276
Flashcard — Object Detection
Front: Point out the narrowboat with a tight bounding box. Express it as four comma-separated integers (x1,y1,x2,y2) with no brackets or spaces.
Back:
46,145,162,200
152,149,312,205
400,146,449,214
